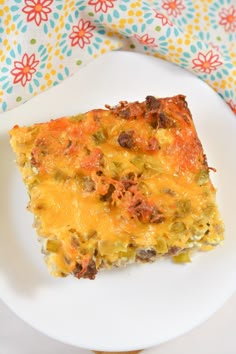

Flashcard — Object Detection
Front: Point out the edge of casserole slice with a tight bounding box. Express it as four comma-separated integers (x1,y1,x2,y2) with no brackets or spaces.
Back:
9,95,224,280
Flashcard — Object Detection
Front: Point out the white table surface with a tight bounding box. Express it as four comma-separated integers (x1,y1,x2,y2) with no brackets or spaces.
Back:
1,292,236,354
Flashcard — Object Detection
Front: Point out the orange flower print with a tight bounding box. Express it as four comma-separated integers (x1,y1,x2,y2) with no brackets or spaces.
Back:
154,10,173,26
219,5,236,32
22,0,53,26
88,0,116,13
228,99,236,114
162,0,185,17
69,19,96,48
134,34,157,48
192,50,223,74
10,53,39,87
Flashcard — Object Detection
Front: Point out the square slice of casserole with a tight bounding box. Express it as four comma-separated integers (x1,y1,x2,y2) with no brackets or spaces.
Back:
9,95,224,279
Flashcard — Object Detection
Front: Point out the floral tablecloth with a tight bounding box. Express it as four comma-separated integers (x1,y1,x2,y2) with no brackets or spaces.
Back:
0,0,235,114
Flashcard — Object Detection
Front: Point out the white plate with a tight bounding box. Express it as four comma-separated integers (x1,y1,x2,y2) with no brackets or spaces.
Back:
0,52,236,351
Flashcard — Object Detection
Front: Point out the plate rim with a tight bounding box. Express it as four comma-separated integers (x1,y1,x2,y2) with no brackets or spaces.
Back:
0,50,236,351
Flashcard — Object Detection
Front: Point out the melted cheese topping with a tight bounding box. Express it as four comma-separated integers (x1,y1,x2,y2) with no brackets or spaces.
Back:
9,95,224,279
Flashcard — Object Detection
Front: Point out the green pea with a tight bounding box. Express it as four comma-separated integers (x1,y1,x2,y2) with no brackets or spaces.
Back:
173,252,191,263
177,200,191,215
70,114,84,122
93,130,106,144
196,169,209,186
28,179,40,190
170,221,186,233
46,239,61,253
203,205,215,217
130,155,144,171
192,219,209,236
54,170,67,181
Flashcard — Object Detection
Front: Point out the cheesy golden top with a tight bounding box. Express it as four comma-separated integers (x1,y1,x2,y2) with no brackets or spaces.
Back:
9,95,224,279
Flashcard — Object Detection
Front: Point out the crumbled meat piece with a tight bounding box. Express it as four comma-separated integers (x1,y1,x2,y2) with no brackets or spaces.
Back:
122,179,136,190
149,207,165,223
73,262,82,277
106,101,145,120
73,259,97,280
129,198,164,224
118,108,130,119
118,131,134,149
146,96,161,111
82,176,96,192
100,184,116,202
168,246,181,255
82,260,97,279
136,248,157,262
121,173,136,190
150,112,175,129
159,112,175,128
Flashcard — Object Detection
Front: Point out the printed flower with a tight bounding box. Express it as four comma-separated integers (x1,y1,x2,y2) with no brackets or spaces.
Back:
10,53,39,87
69,19,96,48
162,0,185,18
22,0,53,26
134,34,157,48
219,6,236,32
88,0,115,13
143,0,193,28
192,50,223,74
154,10,173,26
209,42,220,52
209,0,236,41
228,99,236,114
0,44,49,111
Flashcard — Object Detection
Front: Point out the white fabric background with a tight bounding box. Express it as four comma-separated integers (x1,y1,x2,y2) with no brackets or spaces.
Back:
1,292,236,354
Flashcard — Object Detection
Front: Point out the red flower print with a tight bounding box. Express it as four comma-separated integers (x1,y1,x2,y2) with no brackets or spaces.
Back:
154,10,173,26
219,5,236,32
69,19,96,48
228,99,236,114
162,0,185,17
209,42,220,52
22,0,53,26
192,50,223,74
10,53,39,87
134,34,157,48
88,0,116,13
